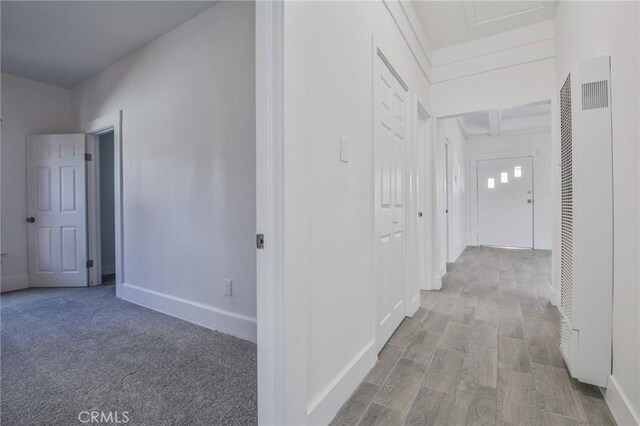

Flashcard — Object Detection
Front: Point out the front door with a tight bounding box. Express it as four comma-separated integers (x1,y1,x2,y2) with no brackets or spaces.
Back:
374,53,407,351
27,134,88,287
477,156,533,248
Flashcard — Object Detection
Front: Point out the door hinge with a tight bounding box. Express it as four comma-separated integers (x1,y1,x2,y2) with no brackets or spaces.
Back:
256,234,265,249
86,259,94,268
85,153,92,161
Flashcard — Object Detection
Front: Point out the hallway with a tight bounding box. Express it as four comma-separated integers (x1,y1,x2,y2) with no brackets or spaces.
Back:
331,247,616,425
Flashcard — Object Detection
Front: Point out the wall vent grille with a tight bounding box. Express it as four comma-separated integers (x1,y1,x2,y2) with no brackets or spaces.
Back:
561,320,574,373
582,80,608,110
560,74,574,328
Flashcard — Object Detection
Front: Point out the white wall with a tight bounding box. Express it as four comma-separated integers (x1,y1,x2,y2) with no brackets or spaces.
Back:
437,118,468,267
98,132,115,275
466,131,552,250
282,1,431,423
72,2,257,341
554,2,640,424
0,73,73,292
429,20,556,117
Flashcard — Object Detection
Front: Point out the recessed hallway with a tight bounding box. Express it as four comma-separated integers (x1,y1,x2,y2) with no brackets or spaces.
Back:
331,247,616,425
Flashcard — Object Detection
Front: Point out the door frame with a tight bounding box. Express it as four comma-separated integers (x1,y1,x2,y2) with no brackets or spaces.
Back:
415,102,436,291
256,1,285,424
444,138,452,263
83,111,124,297
468,150,536,248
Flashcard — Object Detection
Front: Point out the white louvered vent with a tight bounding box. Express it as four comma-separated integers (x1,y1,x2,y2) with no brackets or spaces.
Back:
561,320,574,373
560,74,574,329
558,56,613,387
582,80,609,110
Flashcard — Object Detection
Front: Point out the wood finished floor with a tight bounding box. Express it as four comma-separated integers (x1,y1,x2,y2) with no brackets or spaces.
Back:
330,247,616,426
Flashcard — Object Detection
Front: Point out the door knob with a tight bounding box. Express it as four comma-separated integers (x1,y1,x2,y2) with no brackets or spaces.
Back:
393,220,398,224
527,199,532,204
26,217,35,223
418,212,423,217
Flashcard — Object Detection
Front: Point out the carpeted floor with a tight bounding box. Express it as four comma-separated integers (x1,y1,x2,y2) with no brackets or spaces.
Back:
1,285,257,425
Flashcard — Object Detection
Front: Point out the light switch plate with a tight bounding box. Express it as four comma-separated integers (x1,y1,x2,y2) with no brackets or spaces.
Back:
340,137,349,163
223,279,232,297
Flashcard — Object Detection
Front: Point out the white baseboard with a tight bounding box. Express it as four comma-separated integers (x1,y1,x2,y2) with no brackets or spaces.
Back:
1,275,29,293
431,272,443,290
306,340,376,425
121,282,257,343
547,281,560,306
604,375,640,426
102,265,115,275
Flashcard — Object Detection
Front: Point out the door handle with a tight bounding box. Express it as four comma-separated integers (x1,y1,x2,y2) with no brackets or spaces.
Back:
527,199,532,204
393,220,398,224
26,217,35,223
418,212,423,218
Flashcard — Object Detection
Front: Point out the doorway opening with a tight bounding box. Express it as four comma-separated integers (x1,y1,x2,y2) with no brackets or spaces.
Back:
92,131,116,285
85,112,123,296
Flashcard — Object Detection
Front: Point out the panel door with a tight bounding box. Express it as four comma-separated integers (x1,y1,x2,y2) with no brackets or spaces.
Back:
374,54,407,351
477,156,533,248
27,134,87,287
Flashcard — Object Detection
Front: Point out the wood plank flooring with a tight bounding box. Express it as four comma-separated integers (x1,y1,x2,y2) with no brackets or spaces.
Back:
330,247,616,426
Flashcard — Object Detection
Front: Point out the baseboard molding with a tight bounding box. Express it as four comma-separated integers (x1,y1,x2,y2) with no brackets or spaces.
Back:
604,375,640,426
306,340,376,425
547,280,560,306
121,282,257,343
431,272,443,290
1,275,29,293
102,265,115,275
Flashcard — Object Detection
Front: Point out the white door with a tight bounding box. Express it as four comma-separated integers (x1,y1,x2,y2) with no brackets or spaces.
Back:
374,53,407,351
27,134,88,287
477,156,533,248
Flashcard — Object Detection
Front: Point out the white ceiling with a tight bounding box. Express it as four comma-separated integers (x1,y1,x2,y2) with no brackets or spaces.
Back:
1,1,218,88
412,1,557,49
456,101,551,139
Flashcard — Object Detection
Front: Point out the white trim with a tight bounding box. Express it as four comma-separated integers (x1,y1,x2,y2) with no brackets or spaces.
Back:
432,271,444,291
604,375,640,426
444,137,452,263
405,91,419,314
1,275,29,293
381,0,432,83
416,102,437,292
83,112,124,298
547,279,560,306
121,283,257,343
256,1,285,424
306,341,376,425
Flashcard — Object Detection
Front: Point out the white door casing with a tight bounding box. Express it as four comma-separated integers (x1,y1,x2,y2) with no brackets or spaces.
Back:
477,156,533,248
374,51,407,351
27,134,87,287
416,106,432,290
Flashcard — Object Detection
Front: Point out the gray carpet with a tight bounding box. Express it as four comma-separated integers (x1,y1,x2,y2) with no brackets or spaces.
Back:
1,285,257,425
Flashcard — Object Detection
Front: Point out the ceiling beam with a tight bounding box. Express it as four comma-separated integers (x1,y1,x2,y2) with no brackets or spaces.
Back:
488,110,501,137
456,116,470,139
